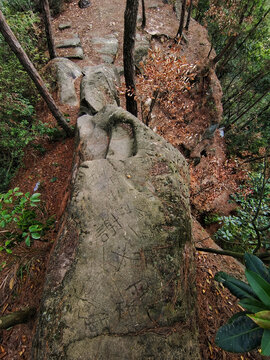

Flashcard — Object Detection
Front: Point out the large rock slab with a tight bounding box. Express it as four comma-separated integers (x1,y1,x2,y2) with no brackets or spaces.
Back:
46,58,82,106
55,34,81,48
32,105,200,360
80,64,120,115
92,35,119,64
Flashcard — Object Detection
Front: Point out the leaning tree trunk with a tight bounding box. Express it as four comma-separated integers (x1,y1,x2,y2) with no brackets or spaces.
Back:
185,0,192,30
41,0,56,59
141,0,146,29
175,0,186,39
123,0,139,117
0,10,73,137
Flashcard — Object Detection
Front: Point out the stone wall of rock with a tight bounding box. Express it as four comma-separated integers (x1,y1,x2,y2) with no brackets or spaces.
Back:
32,65,200,359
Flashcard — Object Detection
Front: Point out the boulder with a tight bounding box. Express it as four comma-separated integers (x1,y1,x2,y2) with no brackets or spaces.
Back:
56,46,84,59
47,58,82,106
58,22,72,30
92,35,119,64
55,34,81,48
134,34,150,68
32,105,200,359
80,65,120,115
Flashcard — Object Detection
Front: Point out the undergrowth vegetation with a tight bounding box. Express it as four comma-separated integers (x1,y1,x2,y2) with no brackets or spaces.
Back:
0,187,54,253
214,170,270,253
0,4,51,191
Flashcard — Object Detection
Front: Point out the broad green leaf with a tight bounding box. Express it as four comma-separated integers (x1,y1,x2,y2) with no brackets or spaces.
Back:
228,311,248,324
244,253,270,284
29,224,39,232
30,193,41,199
25,235,31,247
215,315,263,353
215,271,257,300
261,329,270,356
245,270,270,307
31,232,40,239
248,311,270,329
6,249,12,254
239,298,266,313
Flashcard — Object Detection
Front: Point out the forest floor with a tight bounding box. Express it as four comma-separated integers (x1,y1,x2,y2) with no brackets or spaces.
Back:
0,0,265,359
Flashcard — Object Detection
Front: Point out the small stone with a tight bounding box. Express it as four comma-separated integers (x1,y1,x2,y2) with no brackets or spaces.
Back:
58,22,72,30
55,35,81,49
57,47,84,60
78,0,91,8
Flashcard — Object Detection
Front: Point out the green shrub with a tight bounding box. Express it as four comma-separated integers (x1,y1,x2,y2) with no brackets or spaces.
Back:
0,7,48,190
215,253,270,356
214,172,270,253
0,187,53,253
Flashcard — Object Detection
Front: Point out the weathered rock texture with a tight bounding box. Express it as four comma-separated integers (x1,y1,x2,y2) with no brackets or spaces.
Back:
46,58,82,106
32,66,200,359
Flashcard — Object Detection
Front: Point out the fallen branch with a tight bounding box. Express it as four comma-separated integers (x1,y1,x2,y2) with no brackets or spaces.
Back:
196,246,244,259
0,307,36,329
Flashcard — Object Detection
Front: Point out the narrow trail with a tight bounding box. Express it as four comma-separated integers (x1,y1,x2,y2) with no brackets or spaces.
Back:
0,1,264,359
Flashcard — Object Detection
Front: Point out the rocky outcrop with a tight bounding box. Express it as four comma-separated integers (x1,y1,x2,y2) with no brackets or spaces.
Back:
33,60,199,358
80,64,120,115
46,58,82,106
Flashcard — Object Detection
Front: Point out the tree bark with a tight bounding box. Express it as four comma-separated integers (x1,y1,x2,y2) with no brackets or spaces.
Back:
226,89,269,130
0,308,36,329
41,0,56,60
141,0,146,29
175,0,186,39
223,69,268,109
212,35,239,65
123,0,139,117
185,0,192,31
0,10,73,137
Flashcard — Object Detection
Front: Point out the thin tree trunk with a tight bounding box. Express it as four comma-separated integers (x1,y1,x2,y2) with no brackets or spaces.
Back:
141,0,146,29
175,0,186,39
41,0,56,59
0,10,73,137
0,308,36,329
212,35,238,65
185,0,192,31
218,8,270,73
123,0,139,117
223,68,243,95
224,71,268,115
225,90,269,130
223,69,268,109
239,102,270,131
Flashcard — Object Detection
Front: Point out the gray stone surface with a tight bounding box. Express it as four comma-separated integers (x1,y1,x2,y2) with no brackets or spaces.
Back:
80,64,120,115
32,105,199,359
56,46,84,59
58,22,72,30
92,35,119,64
47,58,82,106
55,34,81,48
134,34,150,67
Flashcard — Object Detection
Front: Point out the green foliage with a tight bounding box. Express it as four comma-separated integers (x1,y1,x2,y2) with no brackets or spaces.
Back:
0,6,48,190
0,187,53,253
214,171,270,253
1,0,35,12
215,253,270,356
194,0,270,157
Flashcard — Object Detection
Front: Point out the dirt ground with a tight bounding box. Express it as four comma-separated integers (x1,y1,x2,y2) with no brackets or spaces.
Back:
0,1,266,359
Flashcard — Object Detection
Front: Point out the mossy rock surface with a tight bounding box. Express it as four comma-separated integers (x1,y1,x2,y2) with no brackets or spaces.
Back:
32,101,199,358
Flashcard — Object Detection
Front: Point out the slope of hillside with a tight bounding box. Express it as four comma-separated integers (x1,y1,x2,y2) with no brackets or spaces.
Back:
0,1,264,359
